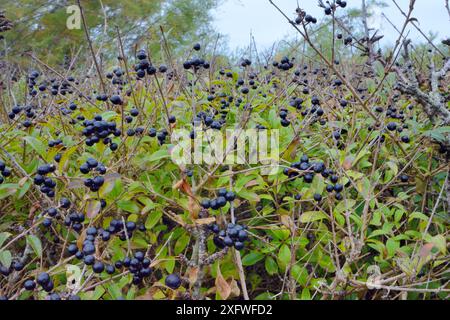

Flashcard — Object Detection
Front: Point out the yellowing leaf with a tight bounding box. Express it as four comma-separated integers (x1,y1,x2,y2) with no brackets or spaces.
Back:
429,235,446,255
86,200,101,219
300,211,329,223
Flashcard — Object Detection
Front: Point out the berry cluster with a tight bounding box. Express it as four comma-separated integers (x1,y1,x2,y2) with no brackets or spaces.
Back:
61,210,84,233
34,75,76,98
0,11,13,34
8,104,37,128
321,0,347,16
0,160,11,184
53,78,75,96
126,126,146,137
373,104,413,144
279,108,291,127
23,271,80,300
344,36,353,46
192,110,225,131
336,0,347,8
118,251,153,285
79,158,106,192
133,49,169,79
210,223,249,251
289,97,304,110
106,218,145,242
200,188,236,211
26,70,41,97
48,138,63,148
283,155,345,201
183,57,210,71
298,96,326,125
0,259,25,278
24,272,55,294
106,67,129,87
273,56,294,71
34,164,57,197
65,223,149,283
81,115,120,150
148,128,169,145
294,8,317,25
39,199,71,229
240,58,252,68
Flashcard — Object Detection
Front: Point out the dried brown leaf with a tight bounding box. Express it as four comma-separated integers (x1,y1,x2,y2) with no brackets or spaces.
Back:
215,265,231,300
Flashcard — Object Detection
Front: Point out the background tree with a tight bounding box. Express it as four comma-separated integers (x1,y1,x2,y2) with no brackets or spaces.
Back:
0,0,221,66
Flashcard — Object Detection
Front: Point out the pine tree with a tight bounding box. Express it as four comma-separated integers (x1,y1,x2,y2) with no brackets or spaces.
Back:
1,0,220,65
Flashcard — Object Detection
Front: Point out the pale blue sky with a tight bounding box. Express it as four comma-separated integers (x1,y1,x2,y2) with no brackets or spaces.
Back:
213,0,449,50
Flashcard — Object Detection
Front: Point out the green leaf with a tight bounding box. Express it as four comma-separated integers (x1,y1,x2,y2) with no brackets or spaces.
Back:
17,180,32,199
301,288,311,300
255,292,274,300
300,211,329,223
374,60,385,77
265,256,278,275
334,199,356,215
58,145,78,173
237,189,260,202
235,175,256,193
0,183,19,200
0,250,12,268
242,252,264,266
386,238,399,258
126,286,136,300
408,212,429,222
145,211,163,230
91,286,106,300
117,200,140,214
27,234,43,257
145,149,170,163
101,111,119,121
387,161,399,174
107,283,123,300
174,234,190,255
277,244,291,267
422,127,450,143
108,179,124,199
24,136,47,159
370,209,382,226
100,176,120,198
165,257,175,273
0,232,11,249
291,265,308,286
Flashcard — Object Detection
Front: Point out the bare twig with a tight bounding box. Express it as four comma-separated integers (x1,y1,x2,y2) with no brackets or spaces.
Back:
76,0,108,99
392,0,445,57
